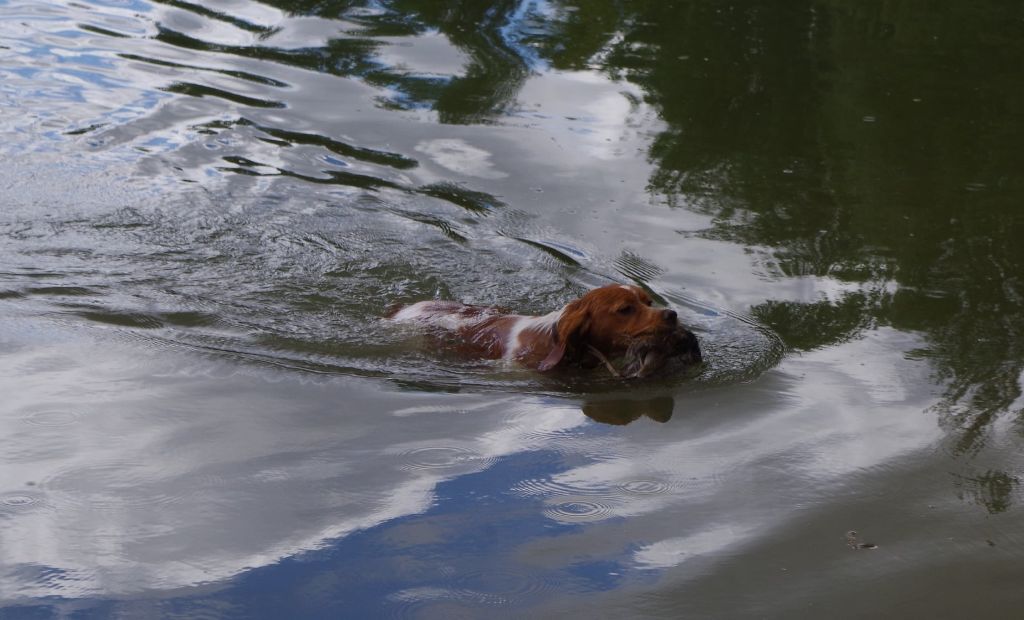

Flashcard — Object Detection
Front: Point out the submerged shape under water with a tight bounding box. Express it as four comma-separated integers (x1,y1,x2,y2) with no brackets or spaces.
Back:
1,0,1022,617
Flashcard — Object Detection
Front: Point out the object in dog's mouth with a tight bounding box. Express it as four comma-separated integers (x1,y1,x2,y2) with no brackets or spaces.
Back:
390,284,702,377
618,326,703,378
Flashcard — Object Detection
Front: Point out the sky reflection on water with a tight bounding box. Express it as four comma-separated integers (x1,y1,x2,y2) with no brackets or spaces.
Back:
2,0,1023,617
0,316,946,616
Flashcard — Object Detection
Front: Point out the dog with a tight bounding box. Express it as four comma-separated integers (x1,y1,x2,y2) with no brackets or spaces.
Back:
390,284,702,378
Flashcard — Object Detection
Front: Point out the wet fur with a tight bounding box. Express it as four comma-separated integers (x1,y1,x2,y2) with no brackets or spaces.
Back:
391,284,701,376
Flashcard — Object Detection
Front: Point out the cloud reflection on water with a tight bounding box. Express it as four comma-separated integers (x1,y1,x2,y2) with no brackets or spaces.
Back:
0,315,941,602
3,0,1024,614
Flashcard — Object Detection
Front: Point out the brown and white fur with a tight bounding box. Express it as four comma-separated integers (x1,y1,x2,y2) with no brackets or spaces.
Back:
390,284,701,376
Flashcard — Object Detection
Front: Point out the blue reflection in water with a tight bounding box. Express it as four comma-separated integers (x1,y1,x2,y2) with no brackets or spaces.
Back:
79,0,152,11
499,0,552,72
202,450,635,617
8,450,650,619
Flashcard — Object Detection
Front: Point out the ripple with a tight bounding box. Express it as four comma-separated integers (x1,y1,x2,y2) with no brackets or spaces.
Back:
9,564,99,599
512,237,586,267
26,286,99,297
162,82,285,109
71,309,164,329
396,446,495,472
41,461,197,510
513,425,594,456
251,121,418,170
542,496,616,523
451,568,556,603
512,477,611,498
386,587,466,620
417,181,504,213
24,409,81,427
512,474,623,524
0,492,45,510
615,250,664,282
619,479,670,495
661,290,785,386
387,569,557,618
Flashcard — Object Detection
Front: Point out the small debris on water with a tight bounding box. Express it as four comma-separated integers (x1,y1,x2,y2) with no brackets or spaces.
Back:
846,530,878,550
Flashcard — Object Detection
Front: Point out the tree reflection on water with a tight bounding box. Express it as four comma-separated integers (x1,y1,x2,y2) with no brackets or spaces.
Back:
532,1,1024,457
213,0,1021,507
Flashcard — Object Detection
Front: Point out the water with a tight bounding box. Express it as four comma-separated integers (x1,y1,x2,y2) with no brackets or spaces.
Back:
1,0,1022,617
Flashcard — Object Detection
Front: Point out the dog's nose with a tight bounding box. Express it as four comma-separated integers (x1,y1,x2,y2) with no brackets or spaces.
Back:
662,309,677,323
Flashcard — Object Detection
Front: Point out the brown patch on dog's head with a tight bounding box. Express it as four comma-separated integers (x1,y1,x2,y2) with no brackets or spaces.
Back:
540,284,689,371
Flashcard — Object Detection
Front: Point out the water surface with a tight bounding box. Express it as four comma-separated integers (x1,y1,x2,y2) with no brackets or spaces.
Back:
2,0,1022,617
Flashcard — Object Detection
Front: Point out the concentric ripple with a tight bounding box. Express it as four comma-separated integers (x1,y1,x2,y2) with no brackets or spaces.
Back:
515,476,680,523
511,476,621,523
451,568,557,603
386,568,558,618
512,477,611,498
40,461,198,510
619,479,671,495
542,496,617,523
24,409,81,428
395,446,496,473
0,492,45,510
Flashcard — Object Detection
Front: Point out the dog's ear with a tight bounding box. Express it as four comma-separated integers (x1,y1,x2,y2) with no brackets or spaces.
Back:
538,300,590,371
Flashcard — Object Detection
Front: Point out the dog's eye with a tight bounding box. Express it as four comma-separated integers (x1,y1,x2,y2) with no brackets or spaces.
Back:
617,305,635,315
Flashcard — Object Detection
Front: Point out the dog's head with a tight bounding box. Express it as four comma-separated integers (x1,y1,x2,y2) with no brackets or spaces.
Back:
539,284,700,375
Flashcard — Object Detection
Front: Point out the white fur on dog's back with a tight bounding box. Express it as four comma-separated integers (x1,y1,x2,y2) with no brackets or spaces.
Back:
501,309,562,361
391,301,564,361
390,301,495,331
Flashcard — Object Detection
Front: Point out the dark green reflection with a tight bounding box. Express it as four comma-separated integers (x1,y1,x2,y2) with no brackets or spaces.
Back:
152,0,1023,450
179,0,534,122
532,0,1023,453
954,469,1021,515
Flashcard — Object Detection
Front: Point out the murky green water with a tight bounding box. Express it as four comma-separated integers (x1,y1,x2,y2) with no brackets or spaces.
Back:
2,1,1022,617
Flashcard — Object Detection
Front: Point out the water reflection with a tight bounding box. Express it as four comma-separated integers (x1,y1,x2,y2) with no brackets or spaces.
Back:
245,0,1024,452
1,0,779,395
0,316,942,611
528,0,1024,454
953,469,1021,515
3,0,1016,443
582,396,675,425
3,0,1024,614
144,0,539,121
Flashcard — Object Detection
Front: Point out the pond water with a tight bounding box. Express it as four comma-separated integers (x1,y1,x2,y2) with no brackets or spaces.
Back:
2,0,1022,617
